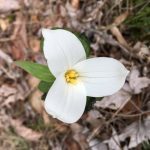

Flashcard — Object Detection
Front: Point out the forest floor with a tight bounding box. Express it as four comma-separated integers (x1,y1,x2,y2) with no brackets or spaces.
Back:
0,0,150,149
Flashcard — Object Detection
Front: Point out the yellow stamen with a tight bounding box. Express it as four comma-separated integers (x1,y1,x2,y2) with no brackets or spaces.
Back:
65,70,79,84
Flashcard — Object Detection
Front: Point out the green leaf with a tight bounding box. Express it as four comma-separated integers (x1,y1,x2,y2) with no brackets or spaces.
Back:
75,33,91,57
15,61,55,82
52,27,91,57
84,97,96,112
38,81,53,93
84,97,103,112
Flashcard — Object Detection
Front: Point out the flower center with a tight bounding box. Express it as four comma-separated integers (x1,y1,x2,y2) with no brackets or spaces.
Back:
65,69,79,84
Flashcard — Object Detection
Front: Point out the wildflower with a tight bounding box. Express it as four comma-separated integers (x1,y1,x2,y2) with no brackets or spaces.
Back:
42,29,129,123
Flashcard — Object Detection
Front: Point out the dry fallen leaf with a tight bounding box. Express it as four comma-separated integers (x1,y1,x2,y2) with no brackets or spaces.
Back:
0,49,13,65
119,117,150,148
110,26,129,48
0,84,24,108
29,89,43,114
133,42,150,63
104,128,126,150
10,119,43,141
129,68,150,94
0,0,20,12
114,11,129,26
29,38,41,53
105,117,150,149
110,11,129,48
10,13,28,59
71,123,89,149
86,110,102,128
89,139,108,150
28,76,40,89
42,109,51,125
0,85,16,97
0,111,10,130
0,18,9,31
29,77,51,125
95,84,132,110
65,137,81,150
71,0,80,9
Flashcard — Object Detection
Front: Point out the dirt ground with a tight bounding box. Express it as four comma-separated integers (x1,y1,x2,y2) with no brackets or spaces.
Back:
0,0,150,149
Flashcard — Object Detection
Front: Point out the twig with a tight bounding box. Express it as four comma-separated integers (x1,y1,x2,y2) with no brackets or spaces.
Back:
87,125,102,142
0,66,16,79
129,99,143,113
115,111,150,118
0,37,15,42
0,49,13,64
106,98,130,125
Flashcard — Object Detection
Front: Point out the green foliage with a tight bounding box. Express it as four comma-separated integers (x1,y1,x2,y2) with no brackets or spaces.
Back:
125,7,150,28
8,14,16,23
6,129,29,150
125,1,150,40
27,117,52,132
84,97,103,112
142,141,150,150
74,32,91,57
84,97,96,112
15,61,55,83
38,81,53,93
130,0,147,6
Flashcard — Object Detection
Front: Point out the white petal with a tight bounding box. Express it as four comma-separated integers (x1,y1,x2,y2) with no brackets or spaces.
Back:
74,57,129,97
44,74,86,123
42,28,86,77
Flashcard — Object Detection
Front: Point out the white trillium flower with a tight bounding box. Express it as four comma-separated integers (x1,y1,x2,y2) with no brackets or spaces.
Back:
42,28,129,123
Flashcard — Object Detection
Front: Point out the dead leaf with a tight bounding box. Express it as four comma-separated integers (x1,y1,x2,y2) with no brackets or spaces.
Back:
0,111,10,130
29,38,41,52
2,95,16,107
0,49,13,65
129,68,150,94
110,11,129,48
71,123,89,149
29,88,51,125
86,110,102,128
0,84,24,108
114,11,129,26
82,1,104,22
133,42,150,63
110,26,129,48
42,110,51,125
65,137,81,150
0,0,20,12
71,123,83,133
95,84,132,110
0,85,16,97
105,117,150,149
104,128,126,150
71,0,79,9
10,119,42,141
120,117,150,149
28,76,40,89
10,13,28,59
0,18,9,31
29,89,43,114
89,139,108,150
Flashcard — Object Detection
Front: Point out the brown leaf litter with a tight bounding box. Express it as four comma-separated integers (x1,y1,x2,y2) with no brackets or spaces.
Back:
0,0,150,149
